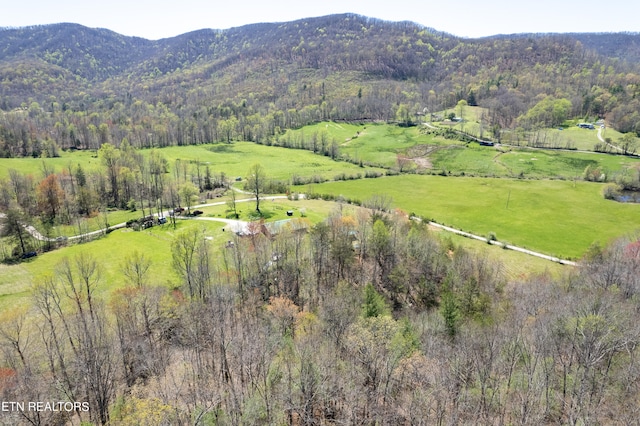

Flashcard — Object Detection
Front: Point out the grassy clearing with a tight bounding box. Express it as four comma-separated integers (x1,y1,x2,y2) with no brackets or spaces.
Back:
0,149,101,179
0,141,380,181
144,142,380,181
198,197,339,224
0,198,349,307
430,145,507,175
3,124,634,185
303,175,640,259
338,124,423,167
0,219,227,309
495,148,640,179
285,122,457,168
285,121,639,179
430,144,640,179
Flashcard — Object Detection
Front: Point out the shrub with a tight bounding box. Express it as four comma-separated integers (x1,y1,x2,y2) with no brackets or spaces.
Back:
602,184,622,200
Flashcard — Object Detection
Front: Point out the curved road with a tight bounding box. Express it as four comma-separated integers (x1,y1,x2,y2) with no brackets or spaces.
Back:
3,193,578,267
2,196,288,243
597,126,626,153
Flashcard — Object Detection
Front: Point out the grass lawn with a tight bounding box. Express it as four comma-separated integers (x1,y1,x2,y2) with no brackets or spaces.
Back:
0,141,382,181
149,142,381,181
303,175,640,260
284,122,457,168
0,197,350,308
430,144,640,179
198,197,340,224
0,219,226,309
44,209,144,238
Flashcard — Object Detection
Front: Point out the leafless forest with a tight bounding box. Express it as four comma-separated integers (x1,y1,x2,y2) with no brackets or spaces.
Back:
1,210,640,425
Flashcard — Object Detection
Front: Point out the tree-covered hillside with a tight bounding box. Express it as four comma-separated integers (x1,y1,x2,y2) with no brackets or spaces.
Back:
1,14,640,157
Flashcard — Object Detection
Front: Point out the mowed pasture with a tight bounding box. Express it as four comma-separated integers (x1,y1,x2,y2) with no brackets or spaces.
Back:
303,175,640,259
284,122,460,168
2,122,640,299
283,121,639,178
2,123,635,183
0,141,384,181
432,144,640,179
197,197,337,224
0,198,346,307
0,192,567,308
0,219,225,309
157,142,384,181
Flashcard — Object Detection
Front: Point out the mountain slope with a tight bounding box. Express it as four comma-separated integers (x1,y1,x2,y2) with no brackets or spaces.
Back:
1,14,640,156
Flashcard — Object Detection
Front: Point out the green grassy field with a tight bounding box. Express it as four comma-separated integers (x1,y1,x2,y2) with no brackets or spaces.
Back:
431,144,640,179
430,145,506,175
0,149,102,178
0,141,383,181
3,123,635,183
2,121,639,307
198,197,338,224
156,142,383,181
0,192,567,309
0,219,226,309
303,175,640,260
0,198,350,308
284,122,459,168
283,121,639,178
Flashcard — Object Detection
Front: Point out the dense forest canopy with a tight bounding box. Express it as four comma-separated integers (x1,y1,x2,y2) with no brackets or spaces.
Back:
1,14,640,157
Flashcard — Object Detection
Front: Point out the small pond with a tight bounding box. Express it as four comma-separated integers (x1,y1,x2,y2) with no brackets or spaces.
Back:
613,191,640,203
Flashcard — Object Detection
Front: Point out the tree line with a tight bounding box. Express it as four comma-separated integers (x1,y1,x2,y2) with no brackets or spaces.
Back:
0,141,234,258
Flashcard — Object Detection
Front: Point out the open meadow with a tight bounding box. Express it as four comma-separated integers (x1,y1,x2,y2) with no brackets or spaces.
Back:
0,219,224,308
1,122,639,304
0,194,566,308
283,121,639,179
432,143,640,179
303,174,640,259
283,121,463,168
0,140,384,181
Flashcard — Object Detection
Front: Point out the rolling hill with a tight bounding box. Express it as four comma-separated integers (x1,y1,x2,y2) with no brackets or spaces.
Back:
1,14,639,156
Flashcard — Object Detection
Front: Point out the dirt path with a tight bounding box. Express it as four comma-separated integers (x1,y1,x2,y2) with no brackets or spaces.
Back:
597,126,624,152
417,217,577,266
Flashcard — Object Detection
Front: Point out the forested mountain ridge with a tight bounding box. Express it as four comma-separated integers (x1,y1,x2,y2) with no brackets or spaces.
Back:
1,14,640,156
486,32,640,64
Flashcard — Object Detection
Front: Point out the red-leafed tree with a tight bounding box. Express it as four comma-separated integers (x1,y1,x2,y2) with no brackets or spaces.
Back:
36,174,64,223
